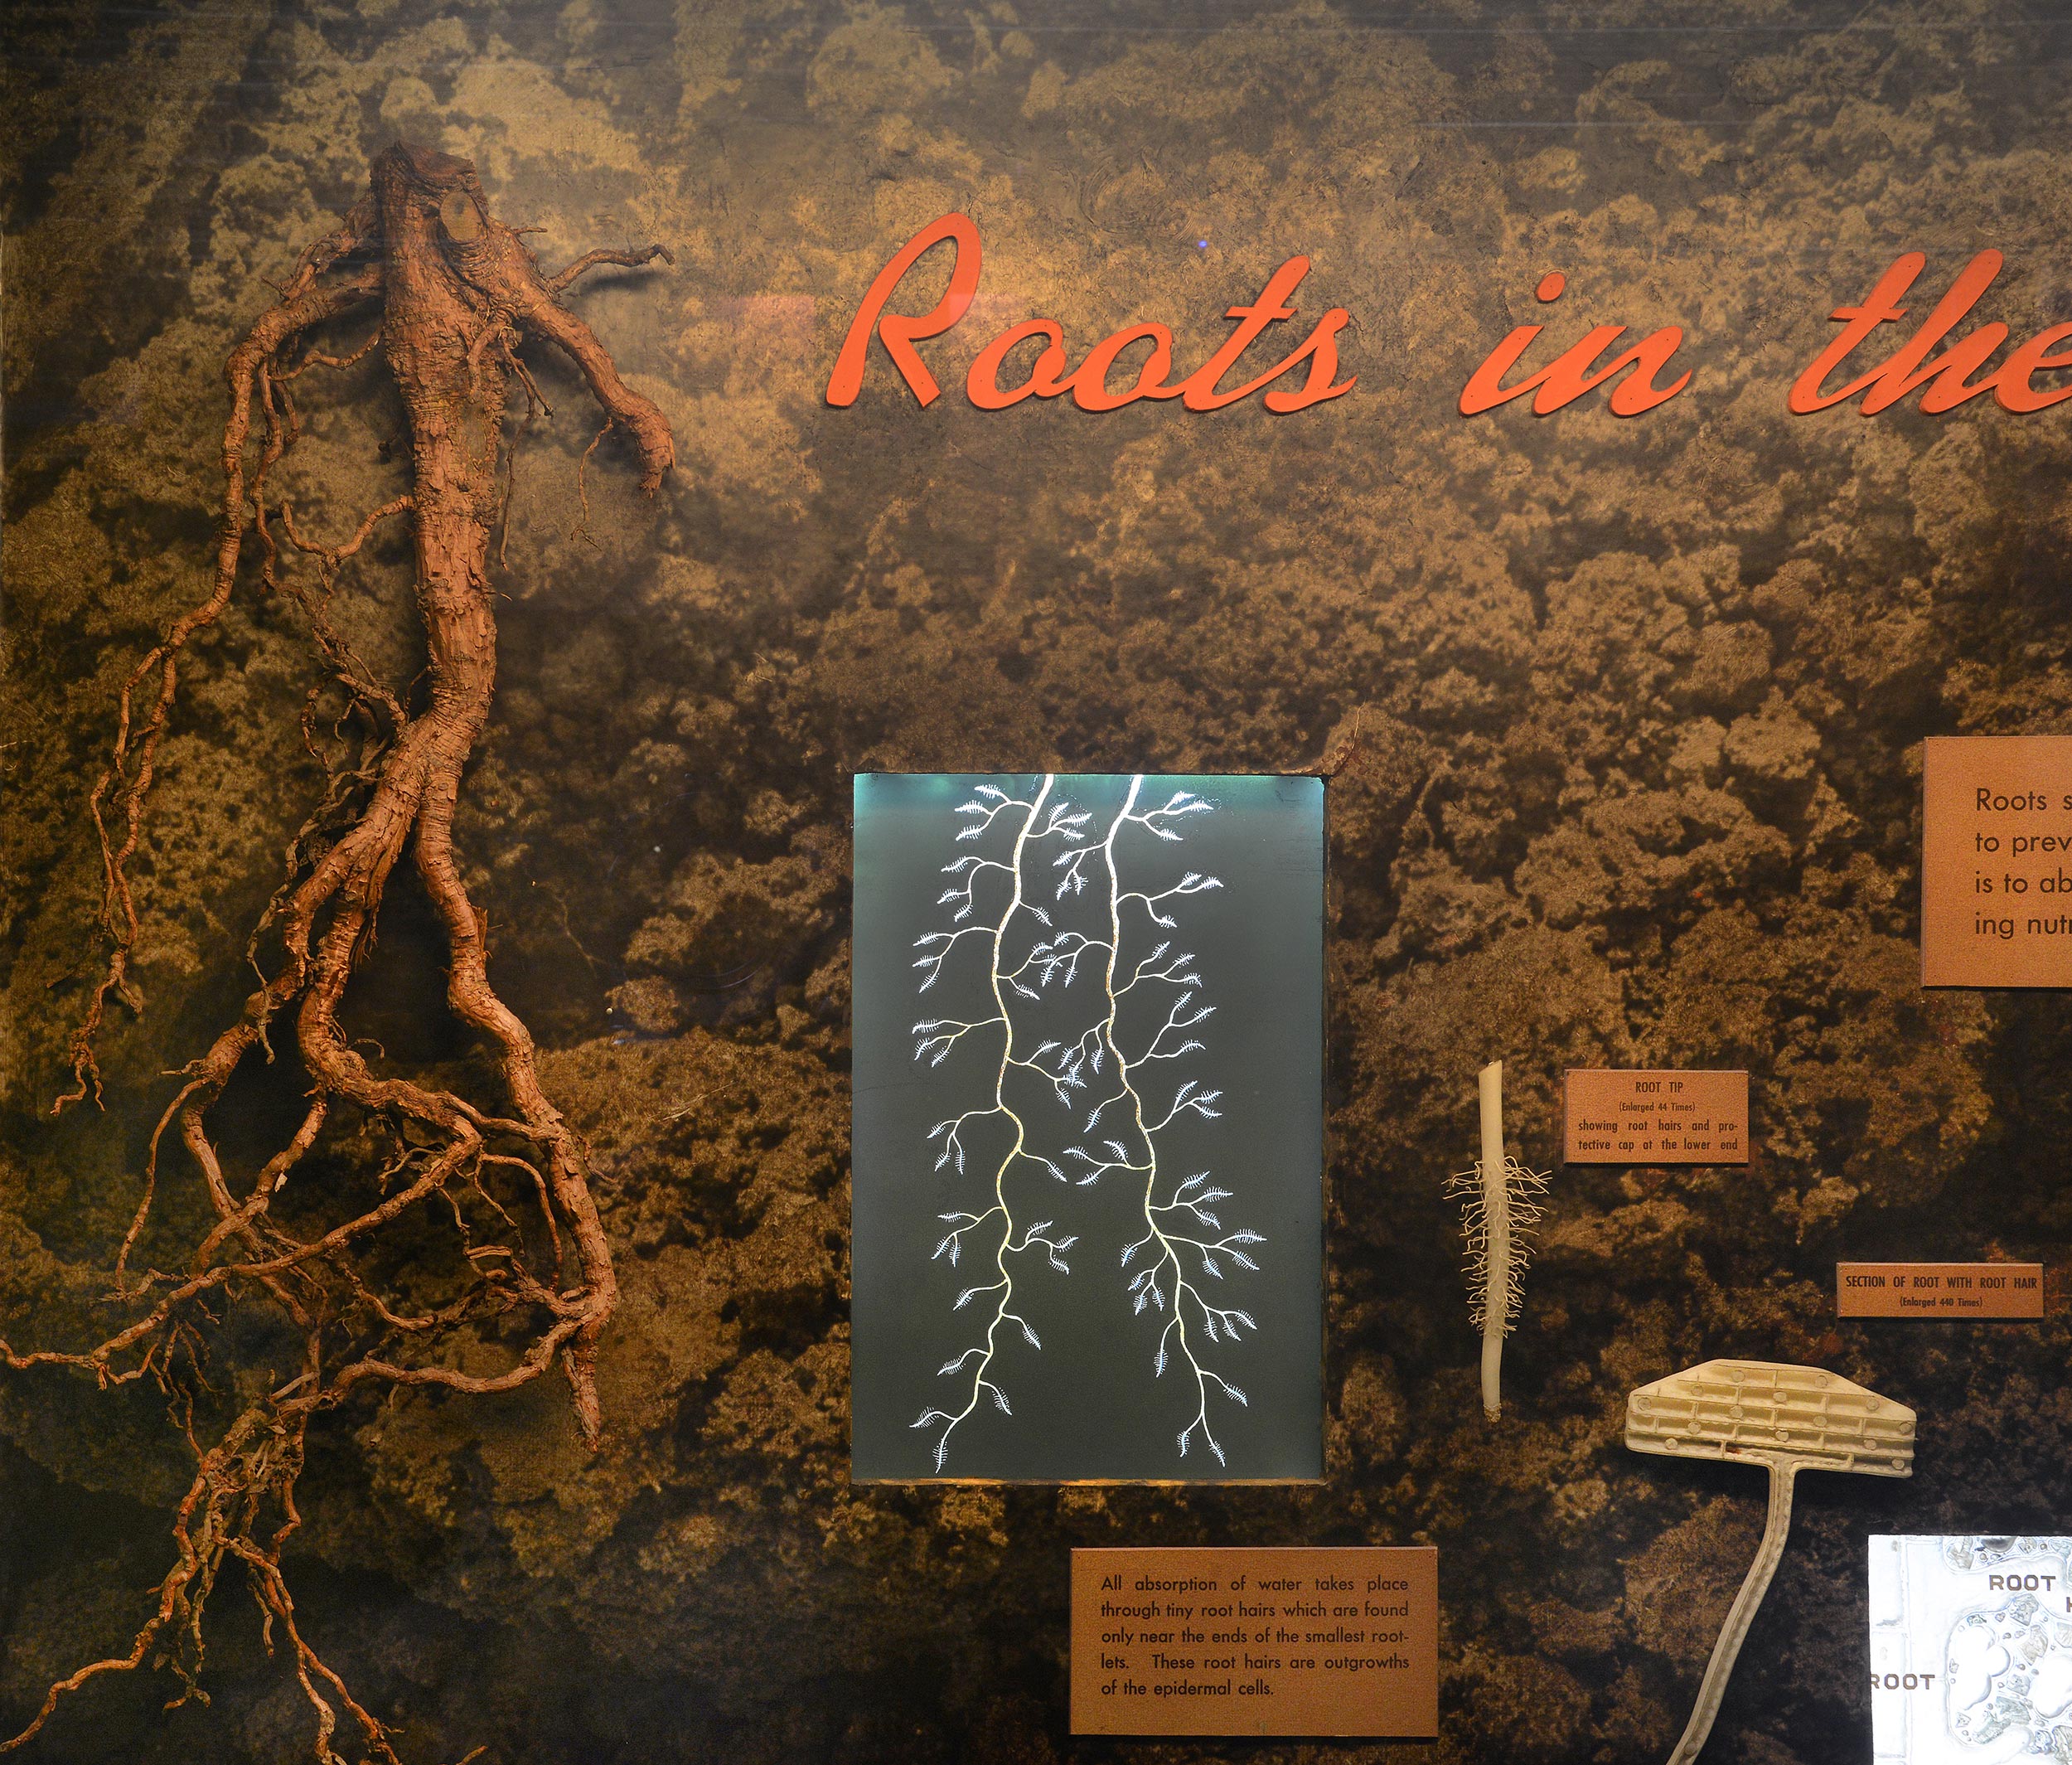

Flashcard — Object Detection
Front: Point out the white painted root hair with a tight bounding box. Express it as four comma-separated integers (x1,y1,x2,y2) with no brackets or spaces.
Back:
1444,1059,1551,1420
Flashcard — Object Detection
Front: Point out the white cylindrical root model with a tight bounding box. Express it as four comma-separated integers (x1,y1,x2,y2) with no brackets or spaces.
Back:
1446,1057,1549,1423
1476,1059,1508,1420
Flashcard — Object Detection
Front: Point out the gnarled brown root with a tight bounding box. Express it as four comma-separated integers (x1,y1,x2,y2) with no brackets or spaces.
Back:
16,142,673,1758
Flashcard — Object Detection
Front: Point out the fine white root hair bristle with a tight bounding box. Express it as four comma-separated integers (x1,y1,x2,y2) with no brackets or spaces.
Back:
1446,1156,1551,1335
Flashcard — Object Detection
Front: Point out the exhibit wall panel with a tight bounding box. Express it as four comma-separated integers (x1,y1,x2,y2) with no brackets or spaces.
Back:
2,2,2070,1761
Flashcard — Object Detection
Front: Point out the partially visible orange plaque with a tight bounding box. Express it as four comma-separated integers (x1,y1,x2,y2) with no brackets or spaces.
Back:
1922,735,2072,987
1070,1547,1437,1737
1562,1069,1748,1165
1837,1262,2045,1318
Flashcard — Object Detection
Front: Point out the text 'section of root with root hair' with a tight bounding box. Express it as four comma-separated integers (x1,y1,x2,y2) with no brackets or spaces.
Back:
909,778,1263,1474
4,145,673,1761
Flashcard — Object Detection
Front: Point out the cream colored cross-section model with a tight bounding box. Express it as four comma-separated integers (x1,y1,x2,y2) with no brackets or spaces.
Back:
1626,1360,1917,1763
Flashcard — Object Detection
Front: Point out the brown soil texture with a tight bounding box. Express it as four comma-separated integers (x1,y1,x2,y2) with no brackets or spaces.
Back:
4,2,2071,1761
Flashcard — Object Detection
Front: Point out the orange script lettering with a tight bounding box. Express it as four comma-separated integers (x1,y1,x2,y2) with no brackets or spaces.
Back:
1460,273,1692,417
1789,250,2072,415
826,214,1355,415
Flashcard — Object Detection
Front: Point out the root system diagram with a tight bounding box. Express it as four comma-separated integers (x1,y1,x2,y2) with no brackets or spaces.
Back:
3,144,673,1759
908,775,1261,1473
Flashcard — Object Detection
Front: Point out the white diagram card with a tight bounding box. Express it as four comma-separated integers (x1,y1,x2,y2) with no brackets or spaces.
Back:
850,774,1324,1481
1870,1535,2072,1763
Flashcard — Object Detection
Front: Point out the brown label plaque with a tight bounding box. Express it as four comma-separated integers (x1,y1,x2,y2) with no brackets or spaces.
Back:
1070,1547,1437,1738
1562,1069,1749,1165
1838,1262,2045,1318
1922,735,2072,987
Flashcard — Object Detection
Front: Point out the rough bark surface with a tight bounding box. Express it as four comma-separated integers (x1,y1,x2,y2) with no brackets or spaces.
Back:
5,143,670,1761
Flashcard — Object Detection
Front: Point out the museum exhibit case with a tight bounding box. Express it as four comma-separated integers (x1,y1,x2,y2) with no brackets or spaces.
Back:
2,1,2070,1761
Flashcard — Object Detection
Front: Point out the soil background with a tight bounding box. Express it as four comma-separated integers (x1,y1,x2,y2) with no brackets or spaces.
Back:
4,2,2071,1760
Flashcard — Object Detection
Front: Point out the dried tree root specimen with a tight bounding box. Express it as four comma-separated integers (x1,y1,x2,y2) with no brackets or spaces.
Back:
1445,1059,1549,1420
5,144,672,1760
